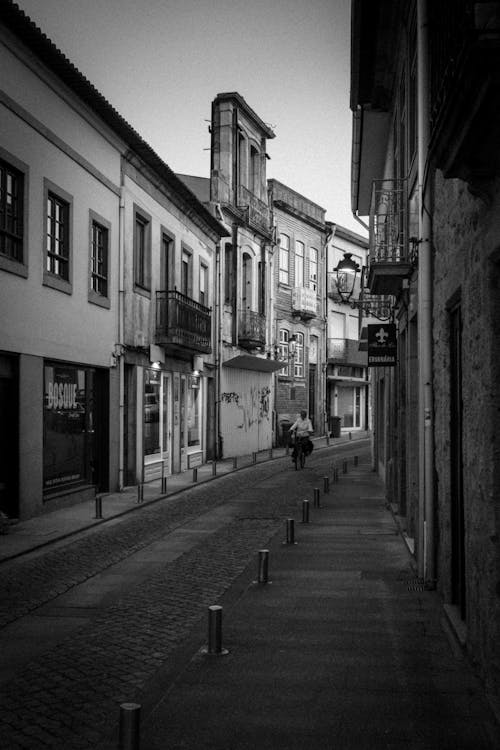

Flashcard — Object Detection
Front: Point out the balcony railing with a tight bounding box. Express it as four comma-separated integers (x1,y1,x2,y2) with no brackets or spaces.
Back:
368,179,412,295
291,286,318,319
327,338,367,367
237,185,271,233
238,309,266,349
155,290,211,353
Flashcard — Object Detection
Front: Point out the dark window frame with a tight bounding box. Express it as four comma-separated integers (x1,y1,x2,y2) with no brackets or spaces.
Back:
0,150,28,277
133,205,152,295
43,179,73,295
89,210,111,309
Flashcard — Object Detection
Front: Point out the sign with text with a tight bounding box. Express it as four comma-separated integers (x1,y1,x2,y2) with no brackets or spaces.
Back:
367,324,397,367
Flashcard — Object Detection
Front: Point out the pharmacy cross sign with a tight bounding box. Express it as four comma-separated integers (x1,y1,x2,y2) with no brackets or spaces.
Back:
367,323,397,367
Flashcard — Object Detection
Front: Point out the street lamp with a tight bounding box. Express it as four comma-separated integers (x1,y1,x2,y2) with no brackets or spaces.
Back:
334,253,360,303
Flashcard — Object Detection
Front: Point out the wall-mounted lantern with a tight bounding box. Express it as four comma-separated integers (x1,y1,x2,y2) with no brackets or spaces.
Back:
334,253,360,303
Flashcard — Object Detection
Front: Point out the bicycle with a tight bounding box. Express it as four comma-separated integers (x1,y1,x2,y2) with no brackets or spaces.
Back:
291,433,308,470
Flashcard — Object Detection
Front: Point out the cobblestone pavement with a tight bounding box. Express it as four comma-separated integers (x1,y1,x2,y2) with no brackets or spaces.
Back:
0,450,334,749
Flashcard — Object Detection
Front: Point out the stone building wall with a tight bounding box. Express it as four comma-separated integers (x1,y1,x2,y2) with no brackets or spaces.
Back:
432,169,500,696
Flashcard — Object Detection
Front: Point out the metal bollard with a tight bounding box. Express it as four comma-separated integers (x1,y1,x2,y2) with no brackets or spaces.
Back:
137,484,144,503
269,448,273,460
286,518,296,545
354,455,358,466
343,460,348,474
207,605,224,655
161,462,167,494
233,456,238,470
192,468,198,483
349,432,352,440
258,549,270,584
301,499,310,524
212,461,217,476
118,702,141,750
313,487,320,508
94,494,103,519
323,476,329,494
252,452,257,464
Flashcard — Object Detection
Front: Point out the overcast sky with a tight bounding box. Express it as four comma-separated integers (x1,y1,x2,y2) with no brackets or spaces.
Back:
16,0,365,235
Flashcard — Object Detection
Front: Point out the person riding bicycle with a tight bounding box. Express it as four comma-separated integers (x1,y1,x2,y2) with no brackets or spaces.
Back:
289,410,314,462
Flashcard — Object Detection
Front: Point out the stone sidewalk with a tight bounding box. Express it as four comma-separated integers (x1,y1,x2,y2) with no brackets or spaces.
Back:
134,455,499,750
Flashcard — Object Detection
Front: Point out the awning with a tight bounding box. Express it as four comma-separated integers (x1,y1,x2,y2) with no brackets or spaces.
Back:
222,354,284,373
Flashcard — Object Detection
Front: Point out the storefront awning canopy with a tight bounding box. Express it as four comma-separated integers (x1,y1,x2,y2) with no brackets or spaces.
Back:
223,355,284,373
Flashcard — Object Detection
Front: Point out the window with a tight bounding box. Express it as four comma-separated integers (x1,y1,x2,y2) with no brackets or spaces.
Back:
161,231,174,291
0,158,23,263
89,211,110,306
199,262,208,306
134,208,151,291
181,247,192,297
279,233,290,285
294,332,304,378
295,240,304,287
47,193,69,280
224,243,233,304
238,131,247,189
44,180,73,293
278,328,290,376
250,145,260,195
309,247,318,291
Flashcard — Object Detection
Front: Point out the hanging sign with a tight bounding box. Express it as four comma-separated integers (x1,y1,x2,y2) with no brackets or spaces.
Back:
367,323,397,367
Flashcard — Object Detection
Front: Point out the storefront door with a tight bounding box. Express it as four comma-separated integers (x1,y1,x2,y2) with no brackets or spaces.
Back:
144,368,171,479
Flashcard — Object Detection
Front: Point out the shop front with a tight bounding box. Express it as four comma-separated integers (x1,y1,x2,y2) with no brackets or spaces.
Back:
141,364,205,482
43,361,108,498
327,372,368,432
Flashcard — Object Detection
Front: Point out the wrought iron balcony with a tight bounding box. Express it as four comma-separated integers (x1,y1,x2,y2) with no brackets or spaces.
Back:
237,185,271,234
368,179,412,295
327,338,367,367
291,286,318,319
155,290,211,353
238,309,266,349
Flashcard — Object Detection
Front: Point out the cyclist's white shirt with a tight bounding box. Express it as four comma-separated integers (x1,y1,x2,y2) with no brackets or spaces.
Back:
290,417,313,437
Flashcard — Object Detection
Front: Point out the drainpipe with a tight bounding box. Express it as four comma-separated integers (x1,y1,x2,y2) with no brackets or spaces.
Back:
324,223,336,438
417,0,435,584
118,178,125,491
215,239,222,460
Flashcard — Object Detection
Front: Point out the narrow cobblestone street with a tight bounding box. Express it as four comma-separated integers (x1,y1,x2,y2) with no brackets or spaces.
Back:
0,446,340,749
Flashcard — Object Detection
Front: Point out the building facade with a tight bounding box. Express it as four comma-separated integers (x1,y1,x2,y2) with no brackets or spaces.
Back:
325,223,370,436
351,0,500,712
0,3,227,518
268,179,326,442
0,5,122,519
120,153,227,487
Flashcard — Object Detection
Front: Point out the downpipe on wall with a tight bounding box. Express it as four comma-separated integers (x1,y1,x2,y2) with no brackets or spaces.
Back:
417,0,435,586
